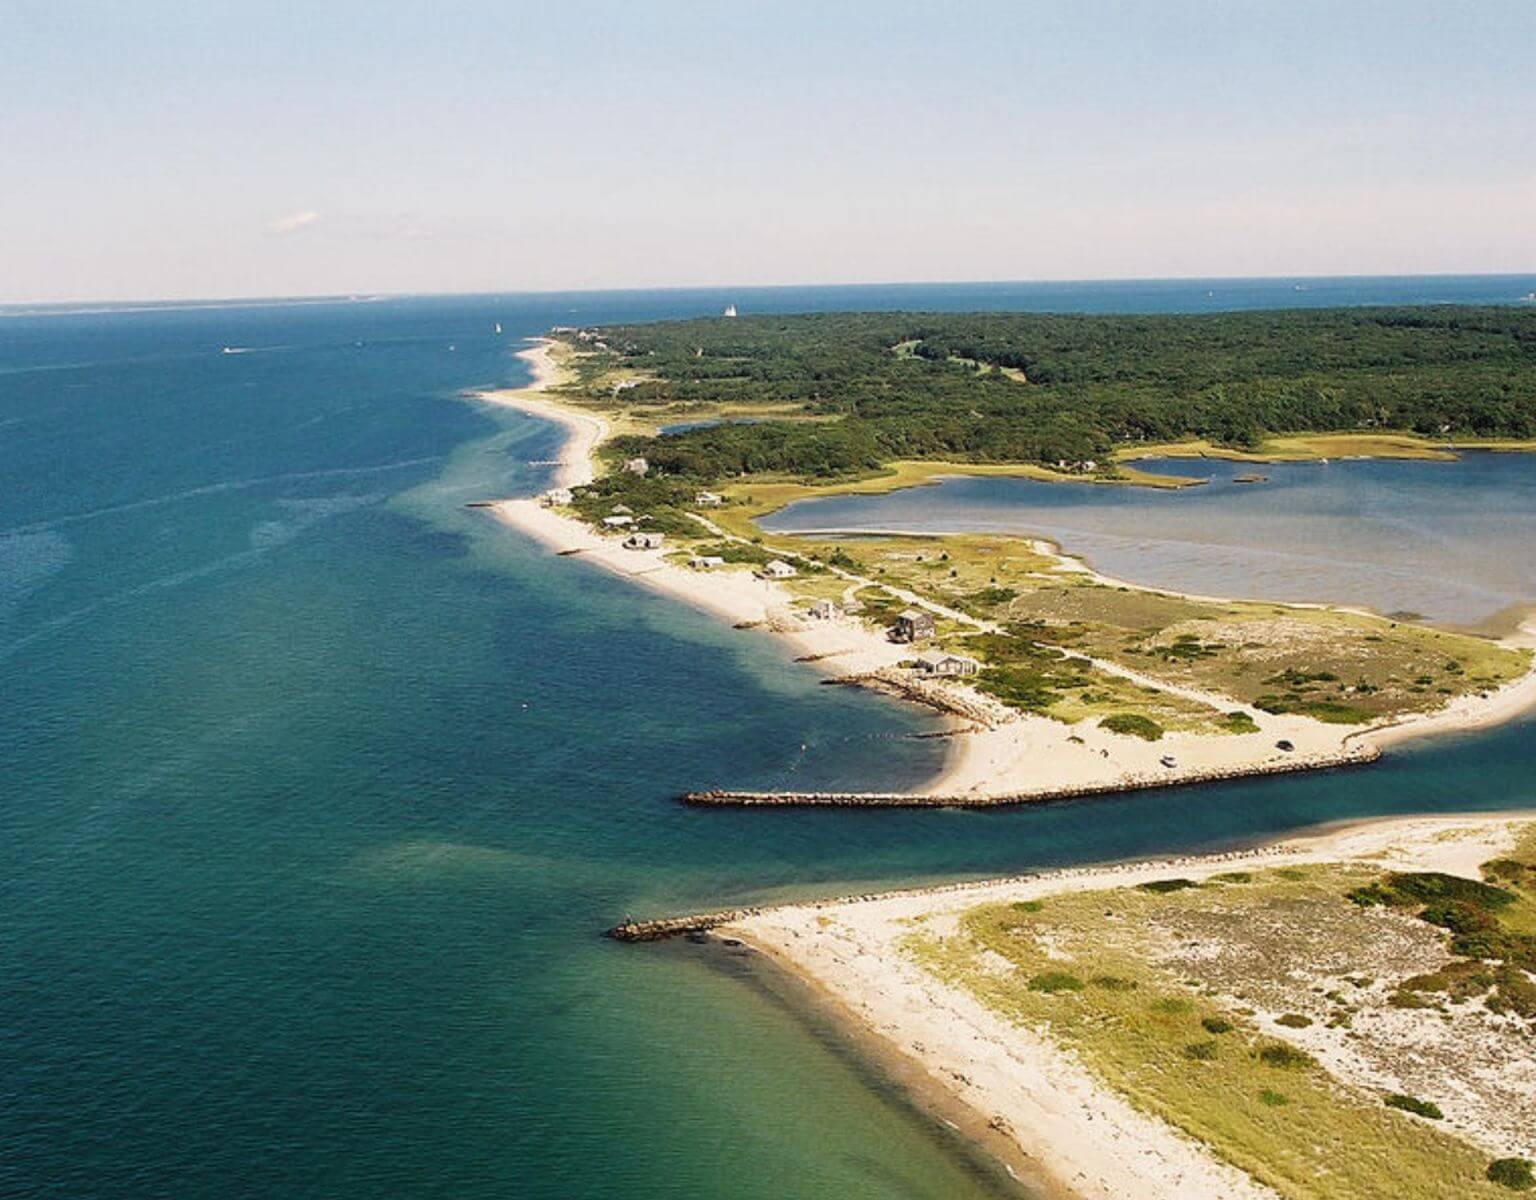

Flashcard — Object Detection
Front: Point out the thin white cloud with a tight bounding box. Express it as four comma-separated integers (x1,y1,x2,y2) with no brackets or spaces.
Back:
265,211,321,236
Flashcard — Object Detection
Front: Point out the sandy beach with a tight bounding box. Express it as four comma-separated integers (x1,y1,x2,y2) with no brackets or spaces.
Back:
724,813,1534,1200
476,343,1536,803
480,340,607,489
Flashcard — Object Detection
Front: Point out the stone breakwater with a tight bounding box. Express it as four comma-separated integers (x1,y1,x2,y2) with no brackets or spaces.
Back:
680,743,1381,809
607,910,759,942
606,840,1319,941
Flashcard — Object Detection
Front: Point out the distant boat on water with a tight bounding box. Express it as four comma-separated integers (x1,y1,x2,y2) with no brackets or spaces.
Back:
1520,292,1536,303
723,304,738,318
494,322,502,334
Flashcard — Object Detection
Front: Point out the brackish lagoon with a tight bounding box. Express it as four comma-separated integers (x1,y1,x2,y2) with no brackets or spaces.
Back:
764,453,1536,629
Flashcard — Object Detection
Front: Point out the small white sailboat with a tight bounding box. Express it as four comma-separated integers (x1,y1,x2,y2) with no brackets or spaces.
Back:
723,304,738,318
493,322,503,334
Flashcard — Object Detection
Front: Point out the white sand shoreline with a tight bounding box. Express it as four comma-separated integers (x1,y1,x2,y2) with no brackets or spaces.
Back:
474,339,1536,802
725,812,1536,1200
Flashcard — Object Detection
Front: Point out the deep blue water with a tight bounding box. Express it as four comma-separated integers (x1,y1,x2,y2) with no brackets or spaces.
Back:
3,278,1535,1200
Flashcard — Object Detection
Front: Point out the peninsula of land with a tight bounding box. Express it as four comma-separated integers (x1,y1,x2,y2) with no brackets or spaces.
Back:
717,813,1536,1200
481,330,1536,805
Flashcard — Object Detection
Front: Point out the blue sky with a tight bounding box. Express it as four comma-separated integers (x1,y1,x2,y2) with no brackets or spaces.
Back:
5,0,1534,301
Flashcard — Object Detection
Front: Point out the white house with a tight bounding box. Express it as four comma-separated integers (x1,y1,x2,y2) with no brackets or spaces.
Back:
622,531,665,550
540,487,573,507
912,651,981,678
694,490,724,507
758,559,797,579
807,598,837,620
602,514,635,528
623,457,650,476
689,555,726,570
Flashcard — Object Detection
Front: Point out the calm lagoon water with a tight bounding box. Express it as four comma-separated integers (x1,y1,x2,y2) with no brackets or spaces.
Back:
764,453,1536,627
3,277,1536,1200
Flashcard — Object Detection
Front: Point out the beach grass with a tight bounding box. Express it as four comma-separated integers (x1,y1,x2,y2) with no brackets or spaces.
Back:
910,860,1526,1200
762,531,1530,726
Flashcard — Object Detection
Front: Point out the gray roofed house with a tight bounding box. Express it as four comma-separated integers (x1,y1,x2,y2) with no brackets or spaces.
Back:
912,651,980,678
891,608,937,643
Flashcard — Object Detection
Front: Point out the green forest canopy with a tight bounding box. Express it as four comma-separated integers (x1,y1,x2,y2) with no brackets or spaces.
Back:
559,307,1536,481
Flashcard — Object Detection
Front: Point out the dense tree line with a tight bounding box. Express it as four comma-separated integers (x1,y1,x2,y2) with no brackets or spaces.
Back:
563,307,1536,480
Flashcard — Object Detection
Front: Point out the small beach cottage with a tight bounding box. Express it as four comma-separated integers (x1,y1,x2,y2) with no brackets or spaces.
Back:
689,555,726,570
622,531,665,550
807,598,837,620
758,560,798,579
694,490,724,507
891,609,937,643
602,514,635,528
912,651,980,678
540,487,574,507
622,457,650,476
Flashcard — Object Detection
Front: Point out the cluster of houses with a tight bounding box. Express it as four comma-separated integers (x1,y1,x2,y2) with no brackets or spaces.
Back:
539,485,984,681
554,327,611,351
542,482,726,515
888,607,980,677
801,597,870,622
910,650,981,677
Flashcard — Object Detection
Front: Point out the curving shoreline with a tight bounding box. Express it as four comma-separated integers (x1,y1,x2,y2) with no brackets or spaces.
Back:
475,338,1536,805
712,813,1535,1200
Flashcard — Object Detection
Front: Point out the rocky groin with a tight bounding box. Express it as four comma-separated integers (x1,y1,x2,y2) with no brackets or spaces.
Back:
680,744,1381,809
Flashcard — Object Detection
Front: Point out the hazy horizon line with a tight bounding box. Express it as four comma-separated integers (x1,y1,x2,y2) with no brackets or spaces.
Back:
6,269,1536,314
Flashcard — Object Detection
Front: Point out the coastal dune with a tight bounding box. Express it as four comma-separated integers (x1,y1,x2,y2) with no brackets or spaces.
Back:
722,814,1533,1200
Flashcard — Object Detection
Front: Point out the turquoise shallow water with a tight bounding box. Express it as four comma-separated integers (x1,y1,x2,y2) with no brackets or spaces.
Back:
3,279,1536,1200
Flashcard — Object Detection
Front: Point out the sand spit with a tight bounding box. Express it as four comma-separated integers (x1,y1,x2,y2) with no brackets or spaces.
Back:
720,814,1532,1200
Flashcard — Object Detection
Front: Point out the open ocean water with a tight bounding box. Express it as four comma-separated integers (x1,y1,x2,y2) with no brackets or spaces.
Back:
3,277,1536,1199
